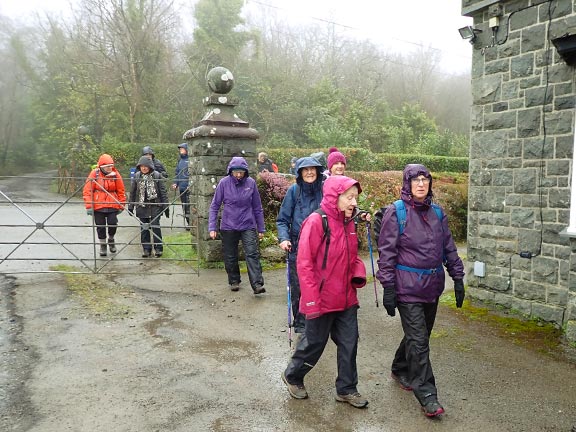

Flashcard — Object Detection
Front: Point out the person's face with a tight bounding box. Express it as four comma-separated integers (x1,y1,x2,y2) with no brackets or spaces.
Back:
232,169,246,179
179,148,187,156
100,163,113,174
300,166,317,184
330,162,346,176
258,155,265,163
337,185,358,218
140,165,151,174
410,176,430,202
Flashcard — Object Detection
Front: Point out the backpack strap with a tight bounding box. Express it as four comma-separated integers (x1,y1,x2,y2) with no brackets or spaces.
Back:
314,209,330,270
393,200,407,235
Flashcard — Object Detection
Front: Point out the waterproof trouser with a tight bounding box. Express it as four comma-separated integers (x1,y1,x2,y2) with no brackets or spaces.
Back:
94,211,118,240
138,215,163,252
220,229,264,290
288,258,305,333
392,301,439,405
178,188,190,219
284,306,359,395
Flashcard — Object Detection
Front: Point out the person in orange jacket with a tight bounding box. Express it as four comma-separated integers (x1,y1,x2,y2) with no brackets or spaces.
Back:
83,154,126,257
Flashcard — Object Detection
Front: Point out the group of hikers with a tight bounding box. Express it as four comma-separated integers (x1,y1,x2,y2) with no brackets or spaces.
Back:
83,144,465,418
82,143,190,258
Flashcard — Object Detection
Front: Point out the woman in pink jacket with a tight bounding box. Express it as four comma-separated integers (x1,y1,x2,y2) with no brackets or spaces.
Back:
281,175,368,409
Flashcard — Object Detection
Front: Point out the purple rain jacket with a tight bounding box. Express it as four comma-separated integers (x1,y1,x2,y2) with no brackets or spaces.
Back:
208,156,265,233
376,164,464,303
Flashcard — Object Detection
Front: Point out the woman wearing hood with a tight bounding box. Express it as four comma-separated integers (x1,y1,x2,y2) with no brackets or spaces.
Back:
128,156,169,258
209,157,266,294
376,164,465,418
276,157,323,339
281,175,368,409
83,154,126,257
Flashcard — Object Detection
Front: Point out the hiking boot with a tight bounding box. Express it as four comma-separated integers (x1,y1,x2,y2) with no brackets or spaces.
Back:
421,399,444,417
281,372,308,399
142,250,151,258
154,250,163,258
253,284,266,294
108,238,117,253
230,283,240,292
335,392,368,408
99,240,107,257
391,372,412,391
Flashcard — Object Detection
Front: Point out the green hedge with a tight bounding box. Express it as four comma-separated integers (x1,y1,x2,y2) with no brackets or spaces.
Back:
260,147,469,174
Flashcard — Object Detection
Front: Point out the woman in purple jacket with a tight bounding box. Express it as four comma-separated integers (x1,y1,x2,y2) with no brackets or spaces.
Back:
209,157,266,294
376,164,465,418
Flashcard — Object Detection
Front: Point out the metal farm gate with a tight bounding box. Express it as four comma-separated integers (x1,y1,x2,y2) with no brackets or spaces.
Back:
0,172,200,275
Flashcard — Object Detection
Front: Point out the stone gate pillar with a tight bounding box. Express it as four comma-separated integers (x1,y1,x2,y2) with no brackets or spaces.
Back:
182,66,259,262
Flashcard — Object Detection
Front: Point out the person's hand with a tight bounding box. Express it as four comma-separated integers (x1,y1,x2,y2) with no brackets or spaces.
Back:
209,231,217,240
258,232,264,240
383,286,397,317
164,208,169,218
86,209,93,216
279,240,292,252
454,279,465,308
171,184,177,190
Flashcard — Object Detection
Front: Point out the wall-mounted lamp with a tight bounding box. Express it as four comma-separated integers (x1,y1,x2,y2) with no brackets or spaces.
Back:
458,26,482,44
552,34,576,66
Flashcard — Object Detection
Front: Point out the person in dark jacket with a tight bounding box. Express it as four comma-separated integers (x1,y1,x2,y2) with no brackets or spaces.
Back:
141,146,168,178
83,154,126,257
208,156,266,294
276,157,323,337
376,163,465,418
171,143,190,230
281,175,368,409
288,157,298,175
129,156,169,258
256,152,275,173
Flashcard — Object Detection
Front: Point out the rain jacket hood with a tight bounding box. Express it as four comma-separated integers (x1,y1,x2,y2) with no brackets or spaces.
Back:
320,175,362,220
401,164,433,207
295,157,323,186
97,154,115,168
227,156,250,177
136,156,154,171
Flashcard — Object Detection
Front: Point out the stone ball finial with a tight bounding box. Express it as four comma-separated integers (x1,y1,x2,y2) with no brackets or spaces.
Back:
206,66,234,94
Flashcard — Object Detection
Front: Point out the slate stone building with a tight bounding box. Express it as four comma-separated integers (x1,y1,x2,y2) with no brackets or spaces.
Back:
461,0,576,341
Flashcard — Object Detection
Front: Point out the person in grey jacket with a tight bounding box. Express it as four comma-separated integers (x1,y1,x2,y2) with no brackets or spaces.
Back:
376,163,465,418
129,156,169,258
208,156,266,294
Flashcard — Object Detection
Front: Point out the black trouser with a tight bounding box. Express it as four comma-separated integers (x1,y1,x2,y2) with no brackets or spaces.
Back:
94,211,118,240
178,188,190,220
393,301,439,405
288,258,305,333
220,229,264,289
285,306,359,395
138,215,163,252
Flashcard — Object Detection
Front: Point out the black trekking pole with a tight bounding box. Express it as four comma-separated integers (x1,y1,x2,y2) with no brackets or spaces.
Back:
286,255,293,349
366,221,379,307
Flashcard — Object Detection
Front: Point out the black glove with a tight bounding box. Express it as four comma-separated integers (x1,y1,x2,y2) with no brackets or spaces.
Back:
454,279,465,308
164,208,170,218
382,286,397,317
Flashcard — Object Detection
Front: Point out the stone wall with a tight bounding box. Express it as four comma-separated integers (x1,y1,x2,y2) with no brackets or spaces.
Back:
462,0,576,340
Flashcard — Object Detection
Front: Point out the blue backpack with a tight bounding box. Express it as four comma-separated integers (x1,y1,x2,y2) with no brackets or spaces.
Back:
373,199,443,244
